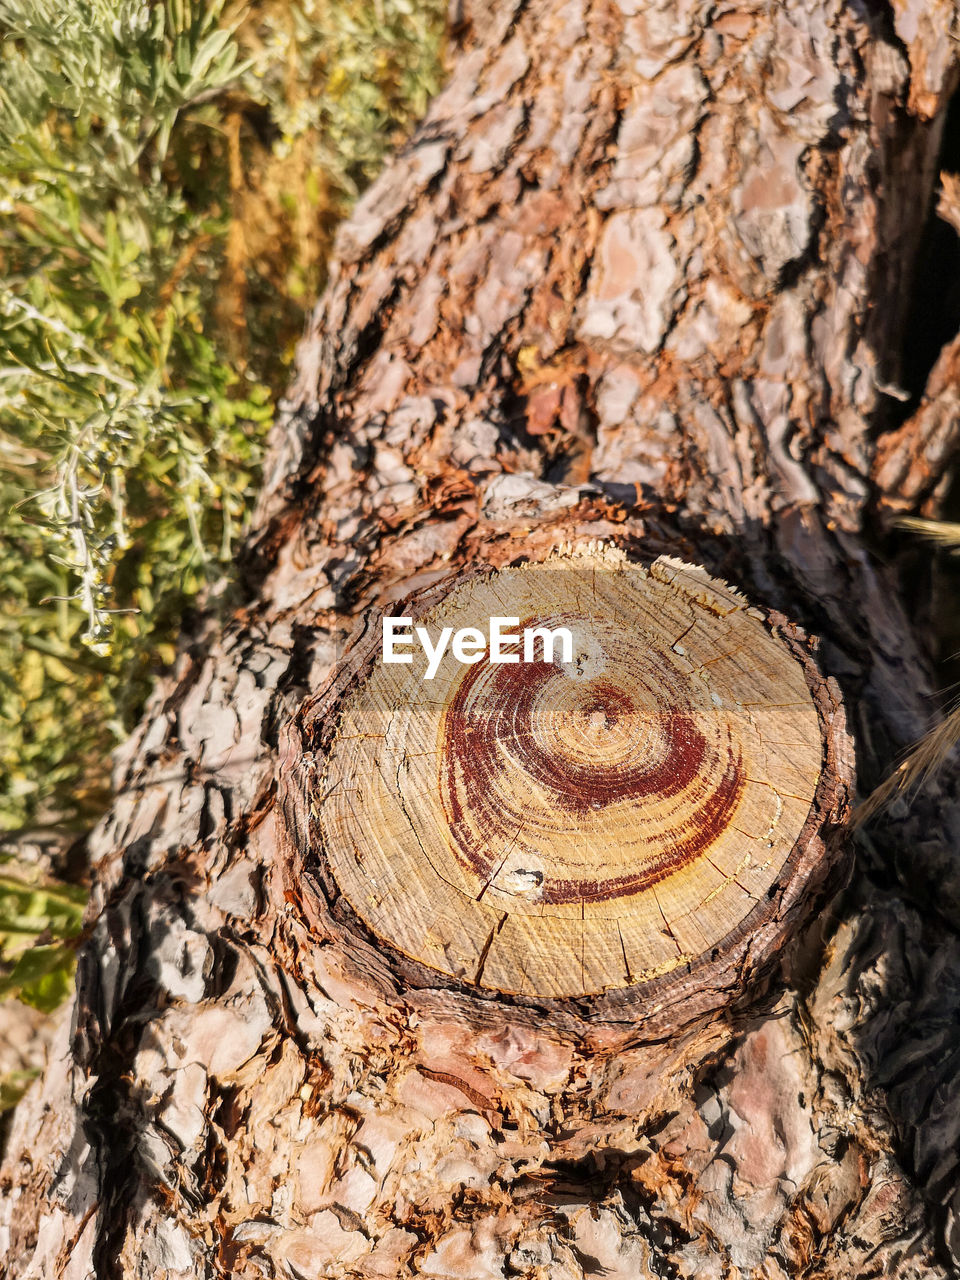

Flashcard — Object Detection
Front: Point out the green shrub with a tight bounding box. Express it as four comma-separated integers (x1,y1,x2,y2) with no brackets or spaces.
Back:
0,0,445,1019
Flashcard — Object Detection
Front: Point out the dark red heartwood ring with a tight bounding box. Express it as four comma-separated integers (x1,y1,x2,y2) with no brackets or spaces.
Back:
441,653,745,904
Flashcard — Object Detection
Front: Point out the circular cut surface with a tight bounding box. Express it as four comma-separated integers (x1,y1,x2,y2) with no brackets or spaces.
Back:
319,550,823,998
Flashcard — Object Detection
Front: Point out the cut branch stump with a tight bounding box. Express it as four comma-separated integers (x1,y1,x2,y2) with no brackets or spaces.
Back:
281,544,852,1039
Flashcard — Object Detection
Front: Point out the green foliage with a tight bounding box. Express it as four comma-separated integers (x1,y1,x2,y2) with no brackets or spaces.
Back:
0,1068,38,1114
0,856,84,1107
0,0,273,836
224,0,448,371
0,0,445,1010
246,0,444,197
0,859,86,1009
1,0,445,828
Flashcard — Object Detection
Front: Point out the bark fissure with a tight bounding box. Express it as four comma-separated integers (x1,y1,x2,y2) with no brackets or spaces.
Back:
5,0,960,1276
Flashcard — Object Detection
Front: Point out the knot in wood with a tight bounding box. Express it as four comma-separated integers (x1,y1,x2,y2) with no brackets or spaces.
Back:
285,546,853,1020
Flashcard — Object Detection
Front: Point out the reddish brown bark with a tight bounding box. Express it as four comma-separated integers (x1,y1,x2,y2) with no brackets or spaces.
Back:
4,0,960,1276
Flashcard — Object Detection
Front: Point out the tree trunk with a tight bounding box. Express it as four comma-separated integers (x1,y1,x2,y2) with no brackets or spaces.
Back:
5,0,960,1275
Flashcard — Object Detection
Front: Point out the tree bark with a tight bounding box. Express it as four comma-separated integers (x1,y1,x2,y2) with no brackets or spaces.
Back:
5,0,960,1275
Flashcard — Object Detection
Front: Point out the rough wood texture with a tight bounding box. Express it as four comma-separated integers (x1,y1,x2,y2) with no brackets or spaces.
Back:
3,0,960,1276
